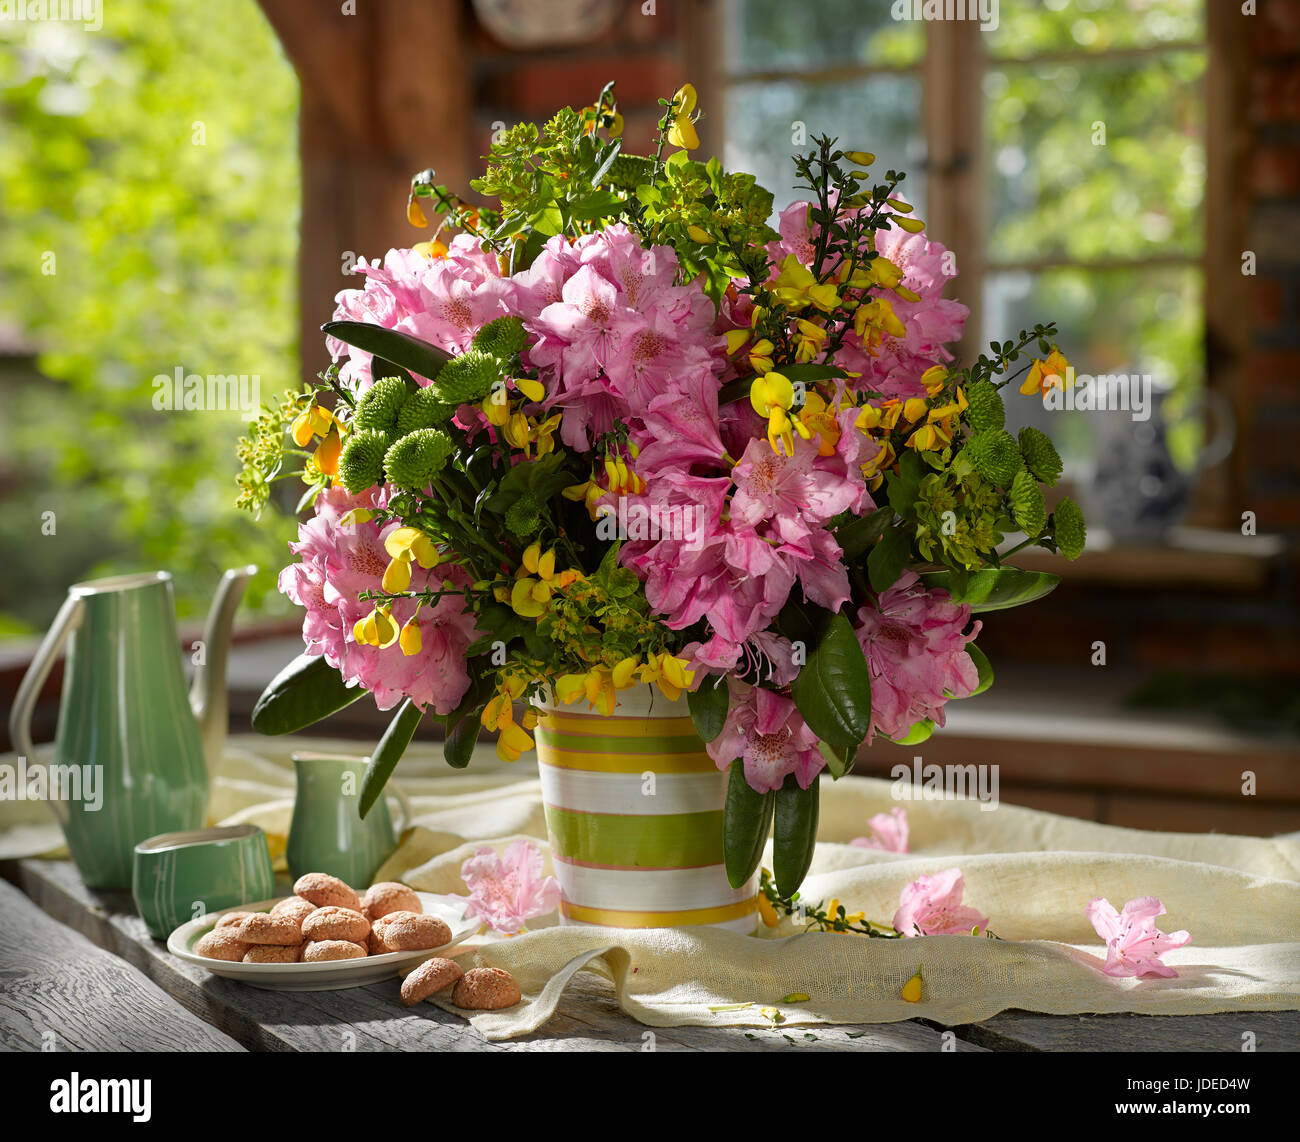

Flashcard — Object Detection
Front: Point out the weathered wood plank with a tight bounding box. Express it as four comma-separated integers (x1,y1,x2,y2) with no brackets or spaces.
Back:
3,859,975,1052
0,878,243,1053
949,1009,1300,1053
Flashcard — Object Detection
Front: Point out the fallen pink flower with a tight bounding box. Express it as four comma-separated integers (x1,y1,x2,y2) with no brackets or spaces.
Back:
893,867,987,937
461,840,562,936
1086,896,1191,978
850,807,910,853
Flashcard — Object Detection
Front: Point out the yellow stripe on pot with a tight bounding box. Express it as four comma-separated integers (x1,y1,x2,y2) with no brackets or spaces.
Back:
559,895,758,928
538,711,699,738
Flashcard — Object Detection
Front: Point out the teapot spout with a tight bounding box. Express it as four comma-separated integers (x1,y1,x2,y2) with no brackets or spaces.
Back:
191,565,257,775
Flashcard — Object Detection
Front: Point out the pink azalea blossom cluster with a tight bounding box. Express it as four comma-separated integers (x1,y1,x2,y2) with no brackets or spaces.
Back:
288,204,981,788
278,485,479,713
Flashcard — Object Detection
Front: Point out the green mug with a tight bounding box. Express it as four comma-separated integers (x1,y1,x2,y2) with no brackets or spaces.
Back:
132,824,275,939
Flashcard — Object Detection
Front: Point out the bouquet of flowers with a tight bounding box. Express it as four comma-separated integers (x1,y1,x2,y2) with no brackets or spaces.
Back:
239,82,1084,897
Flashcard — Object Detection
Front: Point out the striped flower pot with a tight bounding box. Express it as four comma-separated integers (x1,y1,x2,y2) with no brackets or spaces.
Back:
534,686,758,933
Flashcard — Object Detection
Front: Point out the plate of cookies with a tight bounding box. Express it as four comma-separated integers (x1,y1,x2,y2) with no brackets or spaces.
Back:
167,873,482,991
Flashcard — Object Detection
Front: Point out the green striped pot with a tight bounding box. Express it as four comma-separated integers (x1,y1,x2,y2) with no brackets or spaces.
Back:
534,686,758,932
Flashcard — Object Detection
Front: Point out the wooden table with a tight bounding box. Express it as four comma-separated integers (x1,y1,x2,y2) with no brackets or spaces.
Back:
3,858,1297,1053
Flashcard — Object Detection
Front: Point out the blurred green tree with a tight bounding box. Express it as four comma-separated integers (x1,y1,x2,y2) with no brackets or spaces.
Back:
0,0,299,633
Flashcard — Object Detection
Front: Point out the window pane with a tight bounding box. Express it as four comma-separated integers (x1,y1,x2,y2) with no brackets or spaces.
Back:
986,0,1203,59
722,0,923,75
984,266,1205,474
984,52,1206,262
725,76,926,215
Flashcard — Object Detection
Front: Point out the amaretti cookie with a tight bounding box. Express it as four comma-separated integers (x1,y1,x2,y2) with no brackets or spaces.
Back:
361,882,422,922
451,967,521,1010
301,906,370,945
233,912,303,946
195,929,251,962
243,944,302,964
293,872,361,911
400,957,463,1006
371,911,451,952
301,939,367,962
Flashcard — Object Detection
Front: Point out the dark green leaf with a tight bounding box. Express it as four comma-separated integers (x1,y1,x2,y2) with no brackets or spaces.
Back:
443,710,481,769
790,610,871,749
867,524,910,593
251,654,363,735
773,775,819,897
359,699,424,819
321,321,452,383
818,739,855,779
687,675,729,743
836,506,892,564
724,760,775,889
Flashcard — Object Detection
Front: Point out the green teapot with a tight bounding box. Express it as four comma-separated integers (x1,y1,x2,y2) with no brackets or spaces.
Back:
8,567,255,889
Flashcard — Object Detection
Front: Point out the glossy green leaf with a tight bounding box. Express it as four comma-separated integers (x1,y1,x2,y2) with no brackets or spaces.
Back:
359,699,424,819
966,643,994,696
867,524,911,593
886,718,934,746
920,567,1060,611
790,610,871,749
687,674,729,743
321,320,452,382
773,775,819,897
724,760,774,889
443,710,481,769
251,654,363,735
818,739,856,779
836,506,893,564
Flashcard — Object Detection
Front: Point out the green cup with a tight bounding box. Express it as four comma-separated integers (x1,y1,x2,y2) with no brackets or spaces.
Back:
132,824,275,939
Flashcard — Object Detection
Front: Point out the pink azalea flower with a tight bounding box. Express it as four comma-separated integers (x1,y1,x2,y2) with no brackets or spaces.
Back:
460,840,562,936
705,681,825,793
855,571,982,742
730,436,860,530
1087,896,1191,979
277,486,479,714
893,868,988,936
850,808,910,853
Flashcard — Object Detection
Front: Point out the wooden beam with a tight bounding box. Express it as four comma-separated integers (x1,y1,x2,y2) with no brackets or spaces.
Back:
257,0,471,385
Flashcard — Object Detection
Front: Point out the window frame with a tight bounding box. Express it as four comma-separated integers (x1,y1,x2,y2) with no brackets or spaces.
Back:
695,0,1246,530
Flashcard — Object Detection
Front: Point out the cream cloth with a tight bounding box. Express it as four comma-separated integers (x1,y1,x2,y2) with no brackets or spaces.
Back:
3,735,1298,1040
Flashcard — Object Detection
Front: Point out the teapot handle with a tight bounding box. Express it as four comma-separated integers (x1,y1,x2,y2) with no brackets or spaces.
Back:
387,780,413,835
7,593,84,824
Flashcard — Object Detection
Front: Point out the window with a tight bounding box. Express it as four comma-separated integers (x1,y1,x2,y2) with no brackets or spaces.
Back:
717,0,1211,482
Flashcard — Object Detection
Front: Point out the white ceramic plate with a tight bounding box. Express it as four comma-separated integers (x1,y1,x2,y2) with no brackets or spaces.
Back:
167,893,480,991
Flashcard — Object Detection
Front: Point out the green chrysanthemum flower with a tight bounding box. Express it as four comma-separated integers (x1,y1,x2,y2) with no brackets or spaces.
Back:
1018,426,1064,487
964,380,1005,433
1009,468,1046,538
395,386,453,435
605,153,658,191
472,316,529,359
1053,496,1087,560
383,428,454,491
963,429,1023,486
337,428,390,493
504,492,542,539
351,376,410,432
434,350,501,406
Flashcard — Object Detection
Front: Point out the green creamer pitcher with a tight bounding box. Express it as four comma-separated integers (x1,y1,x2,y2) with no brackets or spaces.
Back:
8,567,255,889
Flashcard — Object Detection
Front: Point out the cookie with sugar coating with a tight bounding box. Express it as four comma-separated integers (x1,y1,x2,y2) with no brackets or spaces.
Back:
214,911,252,930
400,957,463,1006
301,906,370,945
301,939,367,962
451,967,521,1010
234,912,303,946
372,911,451,952
361,882,422,922
195,929,250,962
293,872,361,911
271,896,317,923
243,944,302,964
